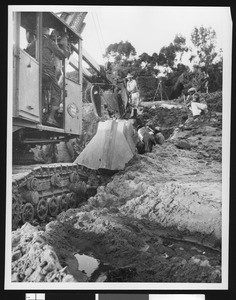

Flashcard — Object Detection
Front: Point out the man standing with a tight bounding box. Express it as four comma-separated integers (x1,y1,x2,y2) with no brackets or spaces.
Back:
26,27,69,127
185,87,197,118
126,73,140,118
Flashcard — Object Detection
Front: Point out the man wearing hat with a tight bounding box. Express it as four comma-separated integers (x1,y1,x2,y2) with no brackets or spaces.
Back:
183,90,208,128
26,27,69,127
126,73,140,118
189,92,208,117
185,87,197,118
186,87,196,104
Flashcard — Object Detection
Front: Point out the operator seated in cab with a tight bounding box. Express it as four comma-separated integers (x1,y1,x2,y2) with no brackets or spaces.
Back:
26,27,70,127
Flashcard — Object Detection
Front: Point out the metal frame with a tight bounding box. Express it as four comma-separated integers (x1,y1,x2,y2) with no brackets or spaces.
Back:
13,11,109,144
37,12,43,123
78,38,83,86
13,11,83,140
13,12,21,118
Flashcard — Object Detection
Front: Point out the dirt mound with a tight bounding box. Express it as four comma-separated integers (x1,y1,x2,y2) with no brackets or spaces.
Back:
11,223,83,282
137,91,222,139
200,91,222,112
12,140,222,282
11,92,222,283
137,105,188,138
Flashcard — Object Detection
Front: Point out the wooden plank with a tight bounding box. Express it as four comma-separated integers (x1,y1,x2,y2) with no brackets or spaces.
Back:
82,48,101,73
78,22,86,34
78,37,83,85
69,61,79,73
69,55,79,68
68,55,80,72
71,44,79,54
70,46,111,83
36,124,65,133
82,67,93,77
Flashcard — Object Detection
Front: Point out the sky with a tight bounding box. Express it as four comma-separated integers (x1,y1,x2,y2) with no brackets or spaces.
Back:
80,6,231,65
11,5,231,67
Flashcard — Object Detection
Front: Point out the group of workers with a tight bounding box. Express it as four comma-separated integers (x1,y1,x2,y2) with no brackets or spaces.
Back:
25,25,208,135
123,73,166,154
124,75,209,121
119,73,210,153
26,27,71,127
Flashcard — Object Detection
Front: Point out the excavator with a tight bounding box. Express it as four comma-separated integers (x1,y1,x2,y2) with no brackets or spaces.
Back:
11,11,137,230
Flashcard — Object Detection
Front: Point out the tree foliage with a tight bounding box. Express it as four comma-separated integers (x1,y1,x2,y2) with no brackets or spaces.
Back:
191,26,218,67
101,27,222,101
104,40,137,63
157,35,188,68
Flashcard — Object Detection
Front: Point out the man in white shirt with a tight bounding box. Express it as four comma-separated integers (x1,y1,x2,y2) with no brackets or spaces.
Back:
126,73,140,118
190,93,208,117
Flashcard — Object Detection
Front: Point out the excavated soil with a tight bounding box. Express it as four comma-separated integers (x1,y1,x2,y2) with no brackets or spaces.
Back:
11,93,222,283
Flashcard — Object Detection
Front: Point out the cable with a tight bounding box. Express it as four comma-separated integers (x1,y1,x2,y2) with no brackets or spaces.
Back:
95,12,106,51
91,12,104,62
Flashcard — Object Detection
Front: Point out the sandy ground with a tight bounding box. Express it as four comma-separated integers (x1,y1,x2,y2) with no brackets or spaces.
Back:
11,94,222,283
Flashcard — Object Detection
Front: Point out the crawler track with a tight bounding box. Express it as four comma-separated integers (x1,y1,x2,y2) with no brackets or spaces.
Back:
12,163,102,230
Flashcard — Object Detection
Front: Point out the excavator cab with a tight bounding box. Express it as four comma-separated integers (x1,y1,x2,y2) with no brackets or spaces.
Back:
11,10,137,169
12,12,85,155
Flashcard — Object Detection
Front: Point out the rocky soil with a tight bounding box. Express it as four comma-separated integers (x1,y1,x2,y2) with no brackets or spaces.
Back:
11,92,222,283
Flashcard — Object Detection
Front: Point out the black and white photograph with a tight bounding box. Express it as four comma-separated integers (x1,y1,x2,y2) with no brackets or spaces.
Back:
5,5,231,289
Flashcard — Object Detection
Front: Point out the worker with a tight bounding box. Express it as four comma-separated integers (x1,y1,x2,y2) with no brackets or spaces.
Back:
51,30,71,86
201,71,209,93
185,87,197,118
189,92,208,118
50,30,63,82
136,126,155,154
136,124,164,154
153,126,165,145
26,27,69,127
186,87,196,105
126,73,140,118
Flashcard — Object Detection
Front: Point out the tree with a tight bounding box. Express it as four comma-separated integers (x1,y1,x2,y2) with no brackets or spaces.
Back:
173,34,189,61
189,26,222,92
191,26,218,67
104,40,137,63
139,52,152,64
206,59,222,91
158,43,176,68
157,34,188,68
173,34,186,49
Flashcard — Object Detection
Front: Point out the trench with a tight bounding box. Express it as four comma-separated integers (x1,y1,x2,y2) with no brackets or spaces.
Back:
11,96,223,282
55,210,221,282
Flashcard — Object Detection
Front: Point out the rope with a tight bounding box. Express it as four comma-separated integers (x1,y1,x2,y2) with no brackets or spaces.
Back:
91,12,104,62
95,12,106,51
